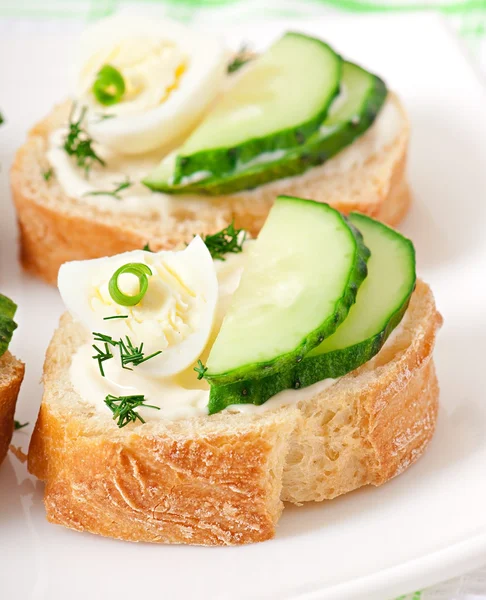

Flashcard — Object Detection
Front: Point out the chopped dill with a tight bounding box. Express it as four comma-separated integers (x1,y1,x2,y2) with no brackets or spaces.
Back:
194,359,208,380
42,168,53,182
91,332,162,375
84,177,133,200
92,342,114,377
227,44,253,74
200,221,246,261
118,336,163,370
104,394,159,428
63,104,105,176
96,113,116,122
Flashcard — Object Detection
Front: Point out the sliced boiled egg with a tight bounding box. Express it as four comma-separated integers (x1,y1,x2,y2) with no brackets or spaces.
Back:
74,14,228,154
58,236,218,377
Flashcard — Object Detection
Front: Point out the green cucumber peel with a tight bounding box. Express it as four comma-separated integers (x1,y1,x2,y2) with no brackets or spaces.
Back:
207,213,416,414
144,62,387,196
0,294,18,358
207,297,410,414
205,197,370,386
170,33,342,183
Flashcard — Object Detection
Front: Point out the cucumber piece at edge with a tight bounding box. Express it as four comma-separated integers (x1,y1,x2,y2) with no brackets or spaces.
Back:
0,294,18,358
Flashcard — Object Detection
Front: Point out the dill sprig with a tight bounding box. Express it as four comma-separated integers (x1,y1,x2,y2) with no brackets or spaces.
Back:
143,243,153,252
42,168,53,182
103,315,128,321
14,420,29,430
200,221,247,261
96,113,116,122
63,104,105,176
118,336,162,370
84,177,133,200
104,394,160,428
92,332,162,375
92,342,114,377
228,44,253,74
0,112,4,126
194,359,208,380
93,332,117,344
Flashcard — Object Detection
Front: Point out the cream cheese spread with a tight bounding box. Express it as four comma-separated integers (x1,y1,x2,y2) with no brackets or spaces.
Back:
47,96,402,215
68,246,339,420
71,245,315,420
69,243,407,422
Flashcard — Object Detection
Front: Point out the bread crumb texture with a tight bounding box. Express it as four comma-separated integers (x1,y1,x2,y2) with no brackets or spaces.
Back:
0,352,25,465
28,281,441,545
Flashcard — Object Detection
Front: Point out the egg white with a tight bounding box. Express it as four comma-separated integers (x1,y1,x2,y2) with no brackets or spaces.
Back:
58,236,218,377
74,15,228,154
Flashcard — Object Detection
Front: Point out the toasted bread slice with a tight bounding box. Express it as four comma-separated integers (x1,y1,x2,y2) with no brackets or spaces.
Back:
28,280,440,545
0,352,25,465
12,94,410,285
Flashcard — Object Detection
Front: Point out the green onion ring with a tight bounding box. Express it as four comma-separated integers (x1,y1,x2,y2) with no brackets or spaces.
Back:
92,64,126,106
108,263,152,306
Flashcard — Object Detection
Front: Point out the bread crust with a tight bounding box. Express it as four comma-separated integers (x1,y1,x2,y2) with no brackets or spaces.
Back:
12,96,410,285
28,281,441,544
30,406,297,545
0,352,25,465
282,279,441,503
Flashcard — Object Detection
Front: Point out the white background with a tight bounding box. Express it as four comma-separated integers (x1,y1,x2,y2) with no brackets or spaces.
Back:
1,12,486,600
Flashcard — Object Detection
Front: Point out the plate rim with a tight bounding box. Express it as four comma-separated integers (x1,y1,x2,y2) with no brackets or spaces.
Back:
293,528,486,600
3,11,486,600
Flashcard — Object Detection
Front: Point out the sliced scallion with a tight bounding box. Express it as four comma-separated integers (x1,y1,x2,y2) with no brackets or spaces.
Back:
108,263,152,306
93,64,125,106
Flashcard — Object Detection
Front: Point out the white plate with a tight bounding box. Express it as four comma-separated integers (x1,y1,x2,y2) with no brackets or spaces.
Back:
1,12,486,600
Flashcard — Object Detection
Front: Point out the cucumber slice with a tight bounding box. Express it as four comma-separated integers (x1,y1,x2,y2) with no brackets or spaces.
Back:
0,294,18,358
170,33,341,183
208,213,416,414
205,196,369,386
144,62,386,195
200,63,387,195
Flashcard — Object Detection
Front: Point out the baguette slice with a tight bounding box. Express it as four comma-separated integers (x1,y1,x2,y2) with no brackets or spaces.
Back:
12,94,410,285
0,352,25,465
28,280,441,545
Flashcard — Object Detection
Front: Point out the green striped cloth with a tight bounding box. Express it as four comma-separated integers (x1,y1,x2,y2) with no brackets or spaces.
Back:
0,0,484,72
0,1,485,598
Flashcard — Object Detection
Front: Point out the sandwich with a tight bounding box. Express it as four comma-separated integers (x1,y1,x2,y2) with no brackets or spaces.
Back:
28,196,441,545
0,294,25,465
12,15,410,285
